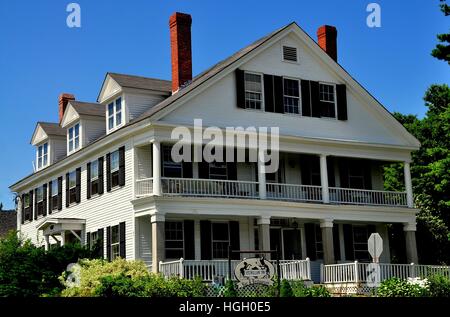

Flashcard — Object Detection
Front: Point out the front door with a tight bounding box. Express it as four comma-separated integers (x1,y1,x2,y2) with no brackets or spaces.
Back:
269,228,302,260
282,229,302,260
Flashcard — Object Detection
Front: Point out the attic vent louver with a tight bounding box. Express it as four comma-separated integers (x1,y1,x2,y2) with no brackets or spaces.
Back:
283,46,298,62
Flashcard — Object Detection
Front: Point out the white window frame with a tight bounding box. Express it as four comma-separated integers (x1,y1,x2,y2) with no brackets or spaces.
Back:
90,231,98,250
37,142,49,170
244,71,264,111
111,225,120,260
107,97,123,132
282,77,301,115
319,82,337,119
68,122,80,154
24,193,30,209
110,150,120,173
90,159,99,181
211,222,230,259
165,221,184,259
36,186,44,203
281,45,299,64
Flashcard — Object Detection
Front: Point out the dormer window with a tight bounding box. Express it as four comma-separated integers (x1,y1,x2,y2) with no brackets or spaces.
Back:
37,143,48,169
68,123,80,153
107,97,122,131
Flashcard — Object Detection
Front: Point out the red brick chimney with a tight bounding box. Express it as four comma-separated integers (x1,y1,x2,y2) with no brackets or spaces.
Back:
169,12,192,93
58,93,75,122
317,25,338,62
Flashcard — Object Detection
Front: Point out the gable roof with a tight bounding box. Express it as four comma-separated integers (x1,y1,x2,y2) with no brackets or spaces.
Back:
108,73,172,93
69,101,105,117
30,122,66,145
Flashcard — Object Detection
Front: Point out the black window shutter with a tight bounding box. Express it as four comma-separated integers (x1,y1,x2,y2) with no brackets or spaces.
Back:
364,162,372,190
97,228,104,259
106,226,112,261
235,69,245,109
34,189,38,220
304,223,317,260
273,76,284,113
263,74,275,112
86,162,91,199
21,194,25,224
300,156,312,185
119,221,126,258
43,184,47,217
229,221,240,260
183,220,195,260
86,232,91,248
182,162,193,178
343,224,354,261
336,84,348,120
200,220,212,260
338,158,349,188
119,146,126,187
76,167,81,203
29,190,33,221
301,80,312,116
333,226,341,261
310,81,321,118
98,157,104,195
65,173,70,207
327,157,336,187
227,162,237,180
58,176,63,210
106,153,111,192
48,181,52,214
198,161,210,179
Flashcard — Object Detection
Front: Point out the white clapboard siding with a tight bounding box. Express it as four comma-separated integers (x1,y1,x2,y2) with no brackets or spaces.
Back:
19,141,135,260
126,93,167,121
83,119,106,146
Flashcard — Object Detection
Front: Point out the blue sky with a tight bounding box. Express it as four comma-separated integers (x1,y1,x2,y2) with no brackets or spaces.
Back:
0,0,448,209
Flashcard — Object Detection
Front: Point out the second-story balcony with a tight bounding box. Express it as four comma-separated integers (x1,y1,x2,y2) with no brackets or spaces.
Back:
133,142,413,208
135,177,408,207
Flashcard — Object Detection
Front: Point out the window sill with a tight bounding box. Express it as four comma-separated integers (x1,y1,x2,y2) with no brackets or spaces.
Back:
88,193,102,200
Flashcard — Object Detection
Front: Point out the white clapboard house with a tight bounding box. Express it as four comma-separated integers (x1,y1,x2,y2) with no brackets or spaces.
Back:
10,13,420,281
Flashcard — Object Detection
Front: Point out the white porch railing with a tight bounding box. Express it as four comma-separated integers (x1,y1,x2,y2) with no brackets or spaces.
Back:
266,183,322,202
321,261,450,284
161,177,259,199
159,258,311,282
135,178,153,197
135,177,409,208
329,187,408,207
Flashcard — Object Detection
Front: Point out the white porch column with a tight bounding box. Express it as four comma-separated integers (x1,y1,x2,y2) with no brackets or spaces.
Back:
60,231,66,246
152,141,162,196
320,219,335,265
151,213,165,273
44,236,50,251
404,222,419,264
258,150,267,199
257,216,271,260
404,162,414,208
320,154,330,203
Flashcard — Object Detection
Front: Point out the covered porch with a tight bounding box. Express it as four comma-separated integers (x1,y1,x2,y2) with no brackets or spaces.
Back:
37,218,86,250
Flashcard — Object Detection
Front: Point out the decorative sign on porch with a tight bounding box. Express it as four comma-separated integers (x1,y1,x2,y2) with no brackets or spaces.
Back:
234,257,275,287
368,233,383,263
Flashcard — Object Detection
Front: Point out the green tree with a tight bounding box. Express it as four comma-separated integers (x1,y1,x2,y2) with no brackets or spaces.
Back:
431,0,450,64
384,84,450,263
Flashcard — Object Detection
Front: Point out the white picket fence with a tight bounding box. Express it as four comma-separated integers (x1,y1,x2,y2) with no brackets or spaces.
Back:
321,261,450,284
159,258,311,282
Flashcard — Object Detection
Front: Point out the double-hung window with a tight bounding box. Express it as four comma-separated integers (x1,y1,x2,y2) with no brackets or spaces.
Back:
89,159,100,196
319,83,336,118
108,97,123,131
68,123,80,153
244,72,263,110
23,194,31,221
110,150,120,188
209,162,228,180
89,231,98,250
353,225,369,261
36,186,44,217
68,171,77,204
348,164,366,189
165,221,184,259
283,78,300,114
212,222,230,259
51,180,59,211
314,224,324,260
110,225,120,260
37,143,48,169
162,145,182,177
